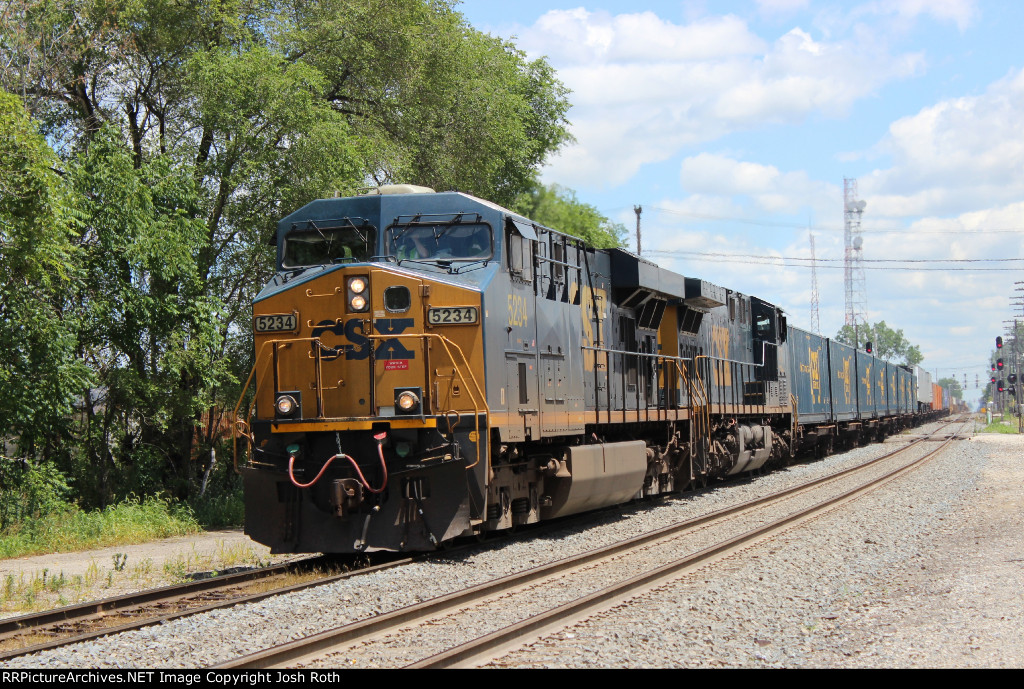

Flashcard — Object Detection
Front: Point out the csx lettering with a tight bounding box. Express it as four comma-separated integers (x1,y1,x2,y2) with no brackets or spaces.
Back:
508,294,528,328
799,346,822,404
373,318,415,360
711,325,731,386
311,318,415,361
837,356,852,405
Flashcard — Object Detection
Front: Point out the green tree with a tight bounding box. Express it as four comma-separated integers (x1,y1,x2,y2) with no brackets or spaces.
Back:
936,377,962,400
0,89,91,459
513,183,627,248
0,1,572,500
835,321,923,366
67,128,228,502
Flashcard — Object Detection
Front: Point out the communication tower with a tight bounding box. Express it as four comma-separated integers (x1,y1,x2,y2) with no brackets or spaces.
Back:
809,230,821,334
843,178,867,329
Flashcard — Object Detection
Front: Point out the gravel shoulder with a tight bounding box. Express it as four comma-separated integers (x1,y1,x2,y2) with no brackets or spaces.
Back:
811,432,1024,667
492,429,1024,668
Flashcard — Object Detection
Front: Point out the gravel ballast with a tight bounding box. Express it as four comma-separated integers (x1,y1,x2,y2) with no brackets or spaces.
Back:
4,420,1021,669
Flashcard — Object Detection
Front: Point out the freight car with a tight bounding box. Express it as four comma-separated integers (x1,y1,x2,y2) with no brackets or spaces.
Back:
234,186,945,554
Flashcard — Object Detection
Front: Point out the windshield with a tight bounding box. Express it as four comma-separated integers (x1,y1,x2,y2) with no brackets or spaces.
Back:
282,224,376,268
387,222,492,262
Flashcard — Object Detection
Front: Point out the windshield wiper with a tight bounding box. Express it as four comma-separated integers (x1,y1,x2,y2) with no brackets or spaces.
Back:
389,214,423,247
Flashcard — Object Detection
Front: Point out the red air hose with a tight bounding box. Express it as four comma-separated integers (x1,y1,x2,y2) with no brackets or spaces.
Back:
287,432,389,493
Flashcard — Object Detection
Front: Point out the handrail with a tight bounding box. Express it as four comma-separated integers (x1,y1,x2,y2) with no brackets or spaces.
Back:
231,333,488,474
233,336,328,474
365,333,488,470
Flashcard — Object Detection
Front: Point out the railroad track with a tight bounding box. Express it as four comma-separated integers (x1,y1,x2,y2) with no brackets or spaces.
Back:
214,418,969,669
0,554,411,660
1,417,965,665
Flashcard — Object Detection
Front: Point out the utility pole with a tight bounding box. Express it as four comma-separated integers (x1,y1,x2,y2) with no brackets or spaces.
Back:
634,205,642,256
1013,282,1024,431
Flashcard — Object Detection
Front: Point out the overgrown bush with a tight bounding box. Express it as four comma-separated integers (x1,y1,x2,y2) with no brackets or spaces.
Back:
0,456,72,530
187,445,245,529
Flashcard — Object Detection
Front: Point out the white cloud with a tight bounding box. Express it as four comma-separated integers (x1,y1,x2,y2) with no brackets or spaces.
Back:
755,0,811,15
862,67,1024,217
859,0,978,32
518,10,924,187
679,153,838,215
522,10,766,63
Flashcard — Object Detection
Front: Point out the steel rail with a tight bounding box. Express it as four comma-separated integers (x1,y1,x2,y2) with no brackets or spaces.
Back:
412,427,964,668
214,419,966,669
6,417,963,663
0,555,414,661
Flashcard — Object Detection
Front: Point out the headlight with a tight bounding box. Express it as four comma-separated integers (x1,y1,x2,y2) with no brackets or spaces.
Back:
276,394,298,416
397,391,419,411
395,388,421,415
348,276,369,312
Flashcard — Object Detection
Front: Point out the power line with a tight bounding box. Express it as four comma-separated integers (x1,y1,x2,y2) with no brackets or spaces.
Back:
646,206,1024,235
647,249,1024,270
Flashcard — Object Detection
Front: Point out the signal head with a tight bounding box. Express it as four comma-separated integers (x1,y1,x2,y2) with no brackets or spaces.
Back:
997,336,1003,349
998,358,1004,370
865,341,873,354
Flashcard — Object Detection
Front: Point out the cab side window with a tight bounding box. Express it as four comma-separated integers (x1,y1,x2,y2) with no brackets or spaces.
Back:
509,233,533,282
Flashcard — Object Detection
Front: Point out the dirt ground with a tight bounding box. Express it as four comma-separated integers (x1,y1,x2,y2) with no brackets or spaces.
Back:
0,529,301,619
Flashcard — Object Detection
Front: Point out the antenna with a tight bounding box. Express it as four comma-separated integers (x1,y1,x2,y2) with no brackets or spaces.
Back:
843,178,867,329
809,229,821,334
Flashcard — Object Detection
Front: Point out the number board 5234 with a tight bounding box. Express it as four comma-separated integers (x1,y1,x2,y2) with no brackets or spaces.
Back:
254,313,298,333
427,306,478,325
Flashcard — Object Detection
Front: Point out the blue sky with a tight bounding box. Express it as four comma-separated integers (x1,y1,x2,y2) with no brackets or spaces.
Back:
456,0,1024,404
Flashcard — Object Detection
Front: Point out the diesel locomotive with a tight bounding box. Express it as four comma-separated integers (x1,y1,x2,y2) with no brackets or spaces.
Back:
234,185,945,554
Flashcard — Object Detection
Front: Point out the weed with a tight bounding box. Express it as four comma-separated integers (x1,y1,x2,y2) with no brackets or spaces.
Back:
112,552,128,571
981,418,1019,434
163,555,189,581
84,560,100,587
0,495,201,559
215,540,258,568
46,571,67,593
131,558,154,584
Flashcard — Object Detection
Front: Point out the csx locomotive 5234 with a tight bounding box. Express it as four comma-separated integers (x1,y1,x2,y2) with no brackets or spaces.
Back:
235,185,944,554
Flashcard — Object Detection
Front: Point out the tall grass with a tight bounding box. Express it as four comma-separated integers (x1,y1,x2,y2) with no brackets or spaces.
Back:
1,452,247,559
0,496,201,559
187,490,245,530
981,417,1022,434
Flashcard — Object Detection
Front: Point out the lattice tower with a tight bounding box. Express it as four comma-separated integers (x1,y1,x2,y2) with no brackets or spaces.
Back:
809,230,821,334
843,178,867,328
